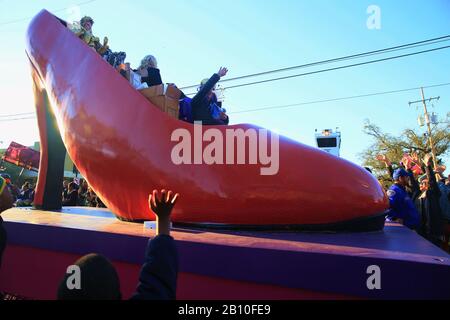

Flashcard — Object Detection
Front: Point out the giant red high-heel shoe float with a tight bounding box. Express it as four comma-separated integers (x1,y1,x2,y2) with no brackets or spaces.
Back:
27,10,388,231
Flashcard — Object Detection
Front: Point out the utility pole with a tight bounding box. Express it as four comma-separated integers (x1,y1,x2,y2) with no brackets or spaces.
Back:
409,87,440,168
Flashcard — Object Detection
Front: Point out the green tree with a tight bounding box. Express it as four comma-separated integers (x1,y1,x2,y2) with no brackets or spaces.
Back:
359,120,450,184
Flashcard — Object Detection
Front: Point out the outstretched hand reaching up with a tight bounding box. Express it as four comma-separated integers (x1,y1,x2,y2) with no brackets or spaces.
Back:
422,154,433,168
376,154,391,167
149,189,179,236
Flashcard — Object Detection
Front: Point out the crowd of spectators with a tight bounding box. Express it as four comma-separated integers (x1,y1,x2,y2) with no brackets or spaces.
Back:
0,173,35,208
375,153,450,248
0,173,106,209
62,178,106,208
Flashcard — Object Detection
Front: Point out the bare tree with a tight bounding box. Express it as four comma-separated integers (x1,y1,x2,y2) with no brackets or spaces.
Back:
359,120,450,184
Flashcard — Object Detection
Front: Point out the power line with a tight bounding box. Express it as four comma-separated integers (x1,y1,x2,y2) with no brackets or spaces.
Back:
179,35,450,90
0,0,98,27
1,82,448,122
0,112,35,118
185,45,450,95
0,116,36,122
229,82,450,114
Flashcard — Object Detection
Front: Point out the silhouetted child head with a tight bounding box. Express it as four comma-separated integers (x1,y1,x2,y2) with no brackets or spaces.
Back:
57,253,121,300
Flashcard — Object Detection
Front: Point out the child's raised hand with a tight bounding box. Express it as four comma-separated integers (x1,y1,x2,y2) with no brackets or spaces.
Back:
148,189,179,220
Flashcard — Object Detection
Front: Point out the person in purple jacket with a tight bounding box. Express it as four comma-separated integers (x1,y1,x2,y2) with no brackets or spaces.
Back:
179,96,193,123
57,189,179,300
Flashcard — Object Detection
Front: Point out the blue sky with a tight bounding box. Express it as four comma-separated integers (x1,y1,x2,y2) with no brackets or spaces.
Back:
0,0,449,171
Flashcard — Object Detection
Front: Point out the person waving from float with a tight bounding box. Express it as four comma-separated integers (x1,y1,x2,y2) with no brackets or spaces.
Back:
191,67,230,125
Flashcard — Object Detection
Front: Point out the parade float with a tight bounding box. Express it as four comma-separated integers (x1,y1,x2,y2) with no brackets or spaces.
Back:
1,10,448,300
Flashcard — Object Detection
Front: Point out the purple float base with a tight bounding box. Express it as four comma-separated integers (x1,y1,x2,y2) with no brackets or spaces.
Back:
2,207,450,299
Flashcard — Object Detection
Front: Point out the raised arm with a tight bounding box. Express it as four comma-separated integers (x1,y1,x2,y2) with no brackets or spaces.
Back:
402,154,420,200
423,154,441,197
131,189,179,300
407,168,420,201
192,67,228,104
376,154,394,179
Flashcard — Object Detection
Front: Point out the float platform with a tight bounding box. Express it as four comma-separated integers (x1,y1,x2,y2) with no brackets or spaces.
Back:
0,207,449,300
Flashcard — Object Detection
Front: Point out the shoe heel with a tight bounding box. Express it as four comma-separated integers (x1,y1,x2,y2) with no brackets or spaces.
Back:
31,63,66,210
